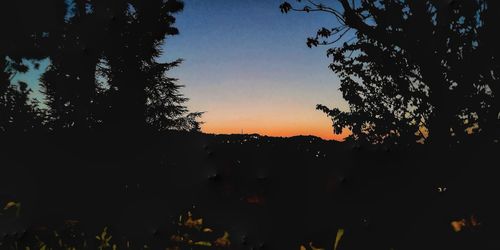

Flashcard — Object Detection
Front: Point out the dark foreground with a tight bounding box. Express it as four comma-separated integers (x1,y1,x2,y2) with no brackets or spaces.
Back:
1,131,498,249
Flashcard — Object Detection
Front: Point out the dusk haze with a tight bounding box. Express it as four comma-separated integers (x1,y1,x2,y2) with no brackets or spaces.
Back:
158,0,349,140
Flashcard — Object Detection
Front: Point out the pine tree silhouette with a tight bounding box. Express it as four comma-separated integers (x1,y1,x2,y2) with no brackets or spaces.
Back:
2,0,201,134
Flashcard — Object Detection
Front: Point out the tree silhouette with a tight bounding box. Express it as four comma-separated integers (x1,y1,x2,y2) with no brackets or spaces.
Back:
281,0,499,146
1,0,66,132
2,0,202,134
145,59,204,132
101,0,191,133
0,80,44,132
40,0,104,130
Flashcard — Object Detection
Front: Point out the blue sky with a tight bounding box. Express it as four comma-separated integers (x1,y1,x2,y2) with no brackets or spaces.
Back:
161,0,348,139
14,0,349,140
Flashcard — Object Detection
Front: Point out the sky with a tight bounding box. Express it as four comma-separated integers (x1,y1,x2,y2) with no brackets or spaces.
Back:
161,0,349,140
14,0,350,141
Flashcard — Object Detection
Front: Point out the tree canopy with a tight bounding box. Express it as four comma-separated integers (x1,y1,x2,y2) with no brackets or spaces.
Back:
281,0,499,146
1,0,202,134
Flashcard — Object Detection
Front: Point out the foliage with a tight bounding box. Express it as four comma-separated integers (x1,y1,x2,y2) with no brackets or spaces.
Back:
0,209,231,250
0,0,65,132
1,0,202,134
281,0,499,146
1,80,44,133
145,60,204,132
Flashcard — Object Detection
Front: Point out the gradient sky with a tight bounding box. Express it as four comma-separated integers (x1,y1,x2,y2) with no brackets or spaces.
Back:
161,0,349,140
14,0,350,141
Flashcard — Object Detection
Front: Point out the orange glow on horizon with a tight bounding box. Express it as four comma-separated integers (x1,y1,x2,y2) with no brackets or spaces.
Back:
201,123,350,141
184,79,351,142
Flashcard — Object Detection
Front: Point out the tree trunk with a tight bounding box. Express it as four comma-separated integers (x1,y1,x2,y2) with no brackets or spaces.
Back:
1,55,11,131
417,49,453,149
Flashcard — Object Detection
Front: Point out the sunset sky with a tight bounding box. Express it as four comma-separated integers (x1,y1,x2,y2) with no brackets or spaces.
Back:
162,0,349,140
15,0,350,141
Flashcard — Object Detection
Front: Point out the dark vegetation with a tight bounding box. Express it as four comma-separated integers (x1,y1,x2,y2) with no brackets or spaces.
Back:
1,0,201,134
1,0,499,249
1,132,499,249
281,0,499,147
